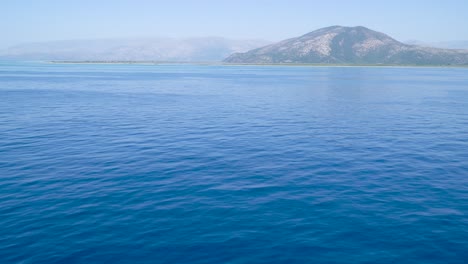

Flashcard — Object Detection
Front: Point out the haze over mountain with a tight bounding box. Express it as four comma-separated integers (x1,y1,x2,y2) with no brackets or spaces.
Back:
405,40,468,50
224,26,468,65
0,37,270,62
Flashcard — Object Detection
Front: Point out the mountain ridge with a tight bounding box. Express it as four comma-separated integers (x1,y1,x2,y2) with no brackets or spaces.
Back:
0,37,270,62
224,26,468,65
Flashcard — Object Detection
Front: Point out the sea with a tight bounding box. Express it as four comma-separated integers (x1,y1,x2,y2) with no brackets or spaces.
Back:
0,61,467,263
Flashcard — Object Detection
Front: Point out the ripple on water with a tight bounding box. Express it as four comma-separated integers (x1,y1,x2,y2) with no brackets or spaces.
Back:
0,64,468,263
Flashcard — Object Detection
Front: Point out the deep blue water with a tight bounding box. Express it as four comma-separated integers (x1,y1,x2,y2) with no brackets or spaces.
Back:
0,61,467,263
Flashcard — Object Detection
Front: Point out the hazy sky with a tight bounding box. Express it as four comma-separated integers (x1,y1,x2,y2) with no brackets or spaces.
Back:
2,0,468,48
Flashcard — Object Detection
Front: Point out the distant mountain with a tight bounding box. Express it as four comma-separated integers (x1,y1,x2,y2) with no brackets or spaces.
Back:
0,37,270,62
224,26,468,65
405,40,468,50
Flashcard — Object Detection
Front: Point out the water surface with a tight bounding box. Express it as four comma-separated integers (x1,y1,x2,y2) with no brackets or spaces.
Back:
1,62,467,263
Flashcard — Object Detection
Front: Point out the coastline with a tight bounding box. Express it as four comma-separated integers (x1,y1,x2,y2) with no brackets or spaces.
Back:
48,60,468,68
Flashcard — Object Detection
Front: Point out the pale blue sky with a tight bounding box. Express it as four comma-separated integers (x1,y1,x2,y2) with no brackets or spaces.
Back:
2,0,468,48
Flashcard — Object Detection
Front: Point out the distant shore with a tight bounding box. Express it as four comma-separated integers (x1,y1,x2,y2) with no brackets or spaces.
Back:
49,61,468,68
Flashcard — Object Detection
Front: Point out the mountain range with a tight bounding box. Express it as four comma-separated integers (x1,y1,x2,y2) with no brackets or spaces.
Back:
224,26,468,65
0,37,270,62
405,40,468,50
2,26,468,65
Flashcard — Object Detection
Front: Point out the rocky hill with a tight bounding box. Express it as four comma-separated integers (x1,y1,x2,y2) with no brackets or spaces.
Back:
224,26,468,65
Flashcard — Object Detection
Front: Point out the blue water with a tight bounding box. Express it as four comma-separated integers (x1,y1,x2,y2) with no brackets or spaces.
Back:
1,62,467,263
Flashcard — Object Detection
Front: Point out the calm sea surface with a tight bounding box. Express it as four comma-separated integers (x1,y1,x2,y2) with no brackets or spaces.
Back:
0,61,467,263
